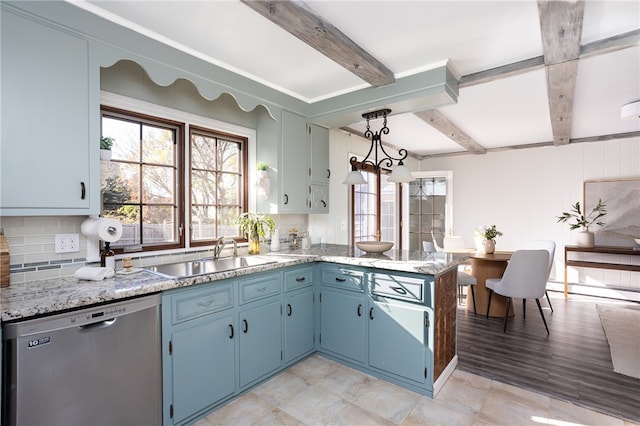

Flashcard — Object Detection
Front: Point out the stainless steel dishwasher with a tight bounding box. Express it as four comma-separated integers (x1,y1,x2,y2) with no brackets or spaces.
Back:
2,294,162,426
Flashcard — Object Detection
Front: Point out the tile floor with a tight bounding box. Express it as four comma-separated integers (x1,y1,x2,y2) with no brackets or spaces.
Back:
194,354,636,426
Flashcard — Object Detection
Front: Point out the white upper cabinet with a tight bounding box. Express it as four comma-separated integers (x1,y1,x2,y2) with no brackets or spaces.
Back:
279,110,310,213
1,8,97,215
309,124,330,183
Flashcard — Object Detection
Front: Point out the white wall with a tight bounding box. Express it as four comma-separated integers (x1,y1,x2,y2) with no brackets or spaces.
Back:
421,137,640,295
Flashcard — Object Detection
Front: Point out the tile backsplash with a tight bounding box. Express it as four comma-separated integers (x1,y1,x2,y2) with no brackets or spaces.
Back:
1,214,308,285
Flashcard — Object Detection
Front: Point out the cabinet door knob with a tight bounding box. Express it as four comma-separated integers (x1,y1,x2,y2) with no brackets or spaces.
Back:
80,182,86,200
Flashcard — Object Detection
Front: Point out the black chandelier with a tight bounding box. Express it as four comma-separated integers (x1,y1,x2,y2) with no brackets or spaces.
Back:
343,108,414,184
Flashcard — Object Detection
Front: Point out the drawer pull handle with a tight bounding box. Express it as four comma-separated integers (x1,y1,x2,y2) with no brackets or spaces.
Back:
335,277,346,282
369,307,374,320
357,304,362,317
256,286,267,293
242,319,248,333
390,286,407,295
287,304,292,316
197,300,213,307
229,324,234,339
295,277,306,282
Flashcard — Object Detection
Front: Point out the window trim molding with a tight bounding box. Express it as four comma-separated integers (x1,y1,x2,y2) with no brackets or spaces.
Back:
101,91,258,249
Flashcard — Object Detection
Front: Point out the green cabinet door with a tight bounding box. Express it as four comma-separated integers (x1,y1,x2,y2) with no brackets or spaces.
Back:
238,299,282,387
171,313,236,424
320,289,366,363
368,299,431,386
284,289,314,363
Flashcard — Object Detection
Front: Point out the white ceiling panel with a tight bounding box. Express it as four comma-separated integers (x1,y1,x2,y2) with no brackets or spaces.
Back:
73,0,639,157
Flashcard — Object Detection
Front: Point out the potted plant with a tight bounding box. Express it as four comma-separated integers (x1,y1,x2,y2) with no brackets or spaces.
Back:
100,137,114,161
232,212,276,254
475,224,503,254
557,199,607,247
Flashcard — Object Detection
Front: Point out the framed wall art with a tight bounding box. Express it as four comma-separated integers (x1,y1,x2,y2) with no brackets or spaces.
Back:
584,178,640,246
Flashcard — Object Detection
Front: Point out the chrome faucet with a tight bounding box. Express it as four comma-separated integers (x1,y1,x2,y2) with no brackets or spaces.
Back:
213,236,237,259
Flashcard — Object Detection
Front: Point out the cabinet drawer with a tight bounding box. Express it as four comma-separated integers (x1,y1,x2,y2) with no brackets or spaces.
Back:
239,272,281,304
284,266,313,292
170,283,234,324
371,273,425,303
321,266,364,292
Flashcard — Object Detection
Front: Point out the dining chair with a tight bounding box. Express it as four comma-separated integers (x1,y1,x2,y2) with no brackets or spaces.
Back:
527,240,556,313
430,230,444,252
422,241,436,252
485,249,551,334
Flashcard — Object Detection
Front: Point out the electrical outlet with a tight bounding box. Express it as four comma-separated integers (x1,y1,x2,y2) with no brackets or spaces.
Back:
55,233,80,254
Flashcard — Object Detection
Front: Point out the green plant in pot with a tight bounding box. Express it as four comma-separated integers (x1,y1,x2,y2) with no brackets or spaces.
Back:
475,224,503,254
100,137,114,161
557,199,607,247
233,212,276,254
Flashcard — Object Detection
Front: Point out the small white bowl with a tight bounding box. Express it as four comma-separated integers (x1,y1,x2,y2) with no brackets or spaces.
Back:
356,241,394,253
634,238,640,246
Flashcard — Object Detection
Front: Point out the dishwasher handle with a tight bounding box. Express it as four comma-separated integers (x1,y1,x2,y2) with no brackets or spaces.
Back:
78,318,117,332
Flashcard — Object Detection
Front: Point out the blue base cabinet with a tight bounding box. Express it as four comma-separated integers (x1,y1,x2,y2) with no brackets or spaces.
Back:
238,299,282,388
171,312,236,424
368,298,431,386
317,263,452,397
283,266,315,364
162,265,316,425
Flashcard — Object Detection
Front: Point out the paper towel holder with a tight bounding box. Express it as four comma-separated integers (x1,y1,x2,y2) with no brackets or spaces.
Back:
81,216,122,262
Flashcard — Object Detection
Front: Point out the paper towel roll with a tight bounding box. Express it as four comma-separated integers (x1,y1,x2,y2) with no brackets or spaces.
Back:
81,217,123,243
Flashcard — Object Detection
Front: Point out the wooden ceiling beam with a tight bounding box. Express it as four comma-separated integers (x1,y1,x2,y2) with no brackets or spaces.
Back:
414,110,486,154
537,0,585,146
240,0,395,87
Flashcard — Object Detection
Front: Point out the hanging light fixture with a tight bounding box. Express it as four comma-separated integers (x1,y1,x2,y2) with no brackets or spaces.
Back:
343,108,415,185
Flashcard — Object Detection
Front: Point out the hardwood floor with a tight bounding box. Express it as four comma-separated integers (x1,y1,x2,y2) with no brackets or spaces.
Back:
456,291,640,423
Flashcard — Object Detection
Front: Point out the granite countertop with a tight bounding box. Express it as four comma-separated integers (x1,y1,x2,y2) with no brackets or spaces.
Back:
0,244,466,322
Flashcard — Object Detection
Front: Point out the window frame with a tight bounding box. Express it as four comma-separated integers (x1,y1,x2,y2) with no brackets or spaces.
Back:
101,105,186,254
189,124,249,247
100,95,255,254
350,161,404,248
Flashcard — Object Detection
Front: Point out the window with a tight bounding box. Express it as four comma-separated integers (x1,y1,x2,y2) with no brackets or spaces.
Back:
101,105,248,252
351,162,402,246
190,126,247,246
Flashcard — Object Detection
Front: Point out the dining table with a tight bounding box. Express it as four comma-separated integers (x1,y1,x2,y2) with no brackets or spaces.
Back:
463,251,515,317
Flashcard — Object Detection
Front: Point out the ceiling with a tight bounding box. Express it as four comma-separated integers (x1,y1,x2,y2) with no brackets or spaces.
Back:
74,0,640,158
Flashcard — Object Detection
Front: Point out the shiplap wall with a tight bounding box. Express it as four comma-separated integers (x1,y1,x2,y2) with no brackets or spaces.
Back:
422,137,640,296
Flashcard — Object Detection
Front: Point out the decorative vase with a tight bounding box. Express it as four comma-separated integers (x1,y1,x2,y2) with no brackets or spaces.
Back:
483,239,496,254
576,230,595,248
100,149,112,161
248,230,261,254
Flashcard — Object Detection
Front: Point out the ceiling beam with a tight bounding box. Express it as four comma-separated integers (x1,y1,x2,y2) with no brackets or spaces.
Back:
414,110,486,154
240,0,395,87
537,0,585,146
460,29,639,88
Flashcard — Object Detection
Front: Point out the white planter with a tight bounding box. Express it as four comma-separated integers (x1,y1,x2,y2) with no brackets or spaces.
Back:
100,149,112,161
576,230,595,247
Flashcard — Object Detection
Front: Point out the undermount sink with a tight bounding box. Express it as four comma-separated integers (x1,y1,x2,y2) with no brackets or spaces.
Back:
356,241,394,254
145,256,277,279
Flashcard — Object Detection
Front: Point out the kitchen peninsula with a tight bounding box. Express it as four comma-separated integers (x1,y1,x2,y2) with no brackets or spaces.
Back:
1,245,465,425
